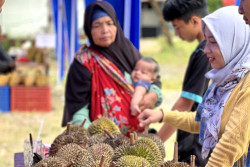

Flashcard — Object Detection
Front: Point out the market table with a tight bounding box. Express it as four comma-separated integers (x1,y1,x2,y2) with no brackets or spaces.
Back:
14,152,25,167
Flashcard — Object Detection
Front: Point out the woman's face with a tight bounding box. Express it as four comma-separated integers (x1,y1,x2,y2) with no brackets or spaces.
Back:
239,0,250,25
91,16,117,47
204,26,225,69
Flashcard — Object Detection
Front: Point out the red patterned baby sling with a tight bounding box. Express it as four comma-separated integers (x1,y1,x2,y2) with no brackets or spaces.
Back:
75,45,143,134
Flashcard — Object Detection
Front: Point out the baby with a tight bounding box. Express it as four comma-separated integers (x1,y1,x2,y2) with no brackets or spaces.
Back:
130,57,160,116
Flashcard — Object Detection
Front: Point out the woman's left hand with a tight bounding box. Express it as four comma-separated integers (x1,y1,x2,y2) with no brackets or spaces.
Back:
139,91,157,110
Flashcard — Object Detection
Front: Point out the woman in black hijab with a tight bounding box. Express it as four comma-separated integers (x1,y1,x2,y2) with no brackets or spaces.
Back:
62,1,161,134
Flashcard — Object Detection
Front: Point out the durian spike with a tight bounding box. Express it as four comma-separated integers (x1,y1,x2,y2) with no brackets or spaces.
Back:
66,123,71,135
42,163,48,167
65,161,73,167
190,155,196,167
173,141,178,163
99,155,106,167
80,118,87,127
130,133,135,145
109,162,115,167
144,126,149,134
104,128,114,139
133,131,138,140
80,138,88,149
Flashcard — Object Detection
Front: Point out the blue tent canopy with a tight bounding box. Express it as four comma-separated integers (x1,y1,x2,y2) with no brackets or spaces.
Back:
51,0,140,82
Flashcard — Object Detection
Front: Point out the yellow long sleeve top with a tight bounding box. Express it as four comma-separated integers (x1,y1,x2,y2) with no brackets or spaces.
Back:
162,73,250,167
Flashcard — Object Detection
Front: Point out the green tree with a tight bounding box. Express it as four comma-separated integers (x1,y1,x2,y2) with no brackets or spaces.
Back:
207,0,222,13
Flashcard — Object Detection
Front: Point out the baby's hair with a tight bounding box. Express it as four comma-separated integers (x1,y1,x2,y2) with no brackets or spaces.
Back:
140,57,160,74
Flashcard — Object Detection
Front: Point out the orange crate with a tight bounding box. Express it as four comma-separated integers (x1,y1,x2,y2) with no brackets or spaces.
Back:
11,86,51,112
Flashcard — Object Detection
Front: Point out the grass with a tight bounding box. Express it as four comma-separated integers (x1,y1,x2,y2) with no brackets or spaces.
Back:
0,36,198,167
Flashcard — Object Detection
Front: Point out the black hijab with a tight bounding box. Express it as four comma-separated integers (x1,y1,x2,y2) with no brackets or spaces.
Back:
84,1,141,73
62,1,161,126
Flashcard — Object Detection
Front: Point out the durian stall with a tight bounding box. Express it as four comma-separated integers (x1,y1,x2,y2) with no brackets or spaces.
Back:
0,47,51,112
16,118,196,167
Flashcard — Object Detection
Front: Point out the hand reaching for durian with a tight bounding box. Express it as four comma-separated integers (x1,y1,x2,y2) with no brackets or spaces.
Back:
138,109,164,127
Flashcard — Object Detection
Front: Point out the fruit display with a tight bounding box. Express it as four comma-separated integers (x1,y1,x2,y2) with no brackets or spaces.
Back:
32,118,196,167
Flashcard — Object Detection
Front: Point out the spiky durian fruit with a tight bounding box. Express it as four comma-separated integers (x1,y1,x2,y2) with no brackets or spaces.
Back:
49,134,75,156
87,143,114,164
138,133,165,159
0,74,11,85
88,117,121,136
9,71,22,86
87,134,107,147
103,129,129,149
36,74,49,86
161,161,190,167
56,143,94,167
114,155,151,167
24,75,36,86
34,156,68,167
61,123,90,145
113,144,159,167
90,155,110,167
136,137,163,165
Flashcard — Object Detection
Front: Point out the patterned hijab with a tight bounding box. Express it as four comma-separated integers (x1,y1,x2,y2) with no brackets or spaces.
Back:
199,6,250,158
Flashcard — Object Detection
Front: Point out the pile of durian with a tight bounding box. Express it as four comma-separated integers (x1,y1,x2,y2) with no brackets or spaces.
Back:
34,118,195,167
0,69,49,87
27,47,49,64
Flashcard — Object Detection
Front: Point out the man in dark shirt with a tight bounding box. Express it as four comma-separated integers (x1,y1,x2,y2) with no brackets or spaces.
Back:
157,0,211,166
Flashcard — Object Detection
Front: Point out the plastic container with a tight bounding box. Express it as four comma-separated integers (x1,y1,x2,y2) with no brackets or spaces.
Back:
0,85,10,112
11,86,51,112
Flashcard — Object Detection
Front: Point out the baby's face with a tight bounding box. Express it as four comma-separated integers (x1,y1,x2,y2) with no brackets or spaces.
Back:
131,60,156,83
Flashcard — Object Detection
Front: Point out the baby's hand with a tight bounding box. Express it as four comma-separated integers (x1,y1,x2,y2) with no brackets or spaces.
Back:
130,103,141,116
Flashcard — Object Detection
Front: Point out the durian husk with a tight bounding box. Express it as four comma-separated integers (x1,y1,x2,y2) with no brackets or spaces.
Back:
87,117,121,136
0,73,11,86
36,74,49,86
138,133,166,159
56,143,94,167
49,134,75,156
34,156,68,167
24,75,36,86
136,137,163,165
27,47,37,61
87,143,114,164
9,71,22,86
103,134,129,149
34,49,44,63
161,160,190,167
87,134,107,147
114,155,151,167
113,144,159,167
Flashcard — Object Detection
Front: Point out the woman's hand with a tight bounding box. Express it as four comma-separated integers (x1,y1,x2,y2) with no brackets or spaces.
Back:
139,91,157,110
138,109,163,127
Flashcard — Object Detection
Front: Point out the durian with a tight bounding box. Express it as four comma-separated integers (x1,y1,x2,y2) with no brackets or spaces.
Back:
113,133,161,167
88,117,121,136
103,129,129,149
87,133,107,147
87,143,114,164
114,155,151,167
56,143,94,167
0,74,10,85
161,142,192,167
138,132,166,159
34,156,68,167
49,124,75,156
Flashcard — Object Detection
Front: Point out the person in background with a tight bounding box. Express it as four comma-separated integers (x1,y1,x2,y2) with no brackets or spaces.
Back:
238,0,250,26
138,6,250,167
0,26,15,74
157,0,211,166
62,1,162,135
130,57,160,116
0,0,4,13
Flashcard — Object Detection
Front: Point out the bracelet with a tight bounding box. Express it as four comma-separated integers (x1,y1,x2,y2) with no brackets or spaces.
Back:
159,108,164,123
